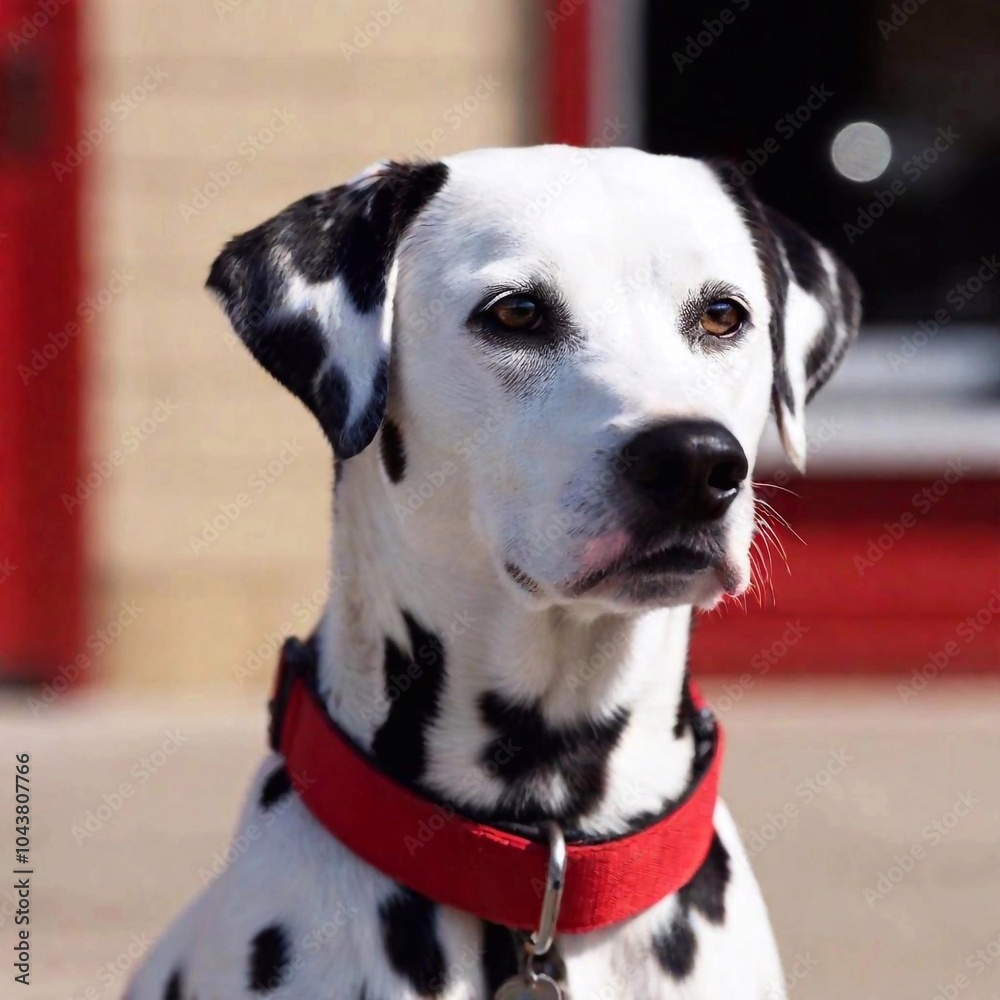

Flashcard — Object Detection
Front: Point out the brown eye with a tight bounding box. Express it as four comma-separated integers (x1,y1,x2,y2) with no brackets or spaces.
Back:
487,294,543,332
700,299,746,338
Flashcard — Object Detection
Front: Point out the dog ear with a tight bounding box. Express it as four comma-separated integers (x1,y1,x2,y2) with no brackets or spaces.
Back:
207,160,448,458
714,170,862,472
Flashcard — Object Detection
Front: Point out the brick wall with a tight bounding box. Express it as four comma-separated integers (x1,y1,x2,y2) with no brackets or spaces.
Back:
85,1,537,688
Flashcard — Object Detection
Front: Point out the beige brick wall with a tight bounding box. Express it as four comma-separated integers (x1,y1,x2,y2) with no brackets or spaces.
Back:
85,1,537,690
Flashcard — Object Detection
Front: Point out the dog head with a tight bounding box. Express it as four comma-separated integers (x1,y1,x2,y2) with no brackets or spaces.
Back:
209,146,859,612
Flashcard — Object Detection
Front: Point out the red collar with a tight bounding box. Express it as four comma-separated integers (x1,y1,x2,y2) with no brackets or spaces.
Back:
269,637,723,935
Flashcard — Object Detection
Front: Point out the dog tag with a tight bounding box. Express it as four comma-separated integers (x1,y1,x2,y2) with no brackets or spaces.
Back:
494,971,562,1000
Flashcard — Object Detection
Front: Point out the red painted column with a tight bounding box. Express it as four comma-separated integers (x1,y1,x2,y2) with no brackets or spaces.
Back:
545,0,591,146
0,0,84,680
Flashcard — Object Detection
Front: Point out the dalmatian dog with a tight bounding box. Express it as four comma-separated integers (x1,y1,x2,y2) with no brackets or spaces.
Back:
128,145,859,1000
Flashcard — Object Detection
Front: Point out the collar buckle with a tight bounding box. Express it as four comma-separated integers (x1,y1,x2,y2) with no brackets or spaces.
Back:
528,821,567,957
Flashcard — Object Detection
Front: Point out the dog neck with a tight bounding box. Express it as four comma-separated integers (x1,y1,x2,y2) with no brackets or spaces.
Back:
316,448,699,838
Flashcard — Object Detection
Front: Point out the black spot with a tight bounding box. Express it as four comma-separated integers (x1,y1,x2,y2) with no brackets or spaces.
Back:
805,257,861,401
680,833,731,924
481,922,521,995
712,162,861,415
805,318,838,393
336,162,449,313
837,258,862,335
207,237,282,347
163,968,183,1000
206,162,448,457
248,313,328,422
675,614,700,740
209,163,448,313
371,613,446,783
711,163,793,415
764,208,846,405
380,418,407,483
380,889,447,996
651,832,730,982
248,924,290,994
673,671,696,739
311,361,353,453
259,764,292,810
477,691,630,823
652,908,697,980
768,208,825,294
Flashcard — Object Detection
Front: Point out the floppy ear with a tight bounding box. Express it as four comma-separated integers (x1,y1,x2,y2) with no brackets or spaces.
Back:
206,160,448,458
714,170,862,472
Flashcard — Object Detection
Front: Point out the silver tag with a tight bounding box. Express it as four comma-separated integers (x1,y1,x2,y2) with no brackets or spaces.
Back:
494,971,562,1000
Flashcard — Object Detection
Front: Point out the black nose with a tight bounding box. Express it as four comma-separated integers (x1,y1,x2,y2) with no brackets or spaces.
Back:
620,420,748,521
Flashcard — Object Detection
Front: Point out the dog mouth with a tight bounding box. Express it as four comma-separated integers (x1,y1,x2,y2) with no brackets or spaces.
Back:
570,542,718,596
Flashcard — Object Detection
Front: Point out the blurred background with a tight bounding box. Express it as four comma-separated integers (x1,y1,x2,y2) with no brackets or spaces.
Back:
1,1,997,997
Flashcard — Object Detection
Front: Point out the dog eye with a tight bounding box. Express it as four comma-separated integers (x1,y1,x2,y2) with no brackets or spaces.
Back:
700,299,746,338
486,294,544,332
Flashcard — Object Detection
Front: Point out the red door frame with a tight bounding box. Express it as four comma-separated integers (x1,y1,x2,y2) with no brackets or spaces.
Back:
0,0,84,681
